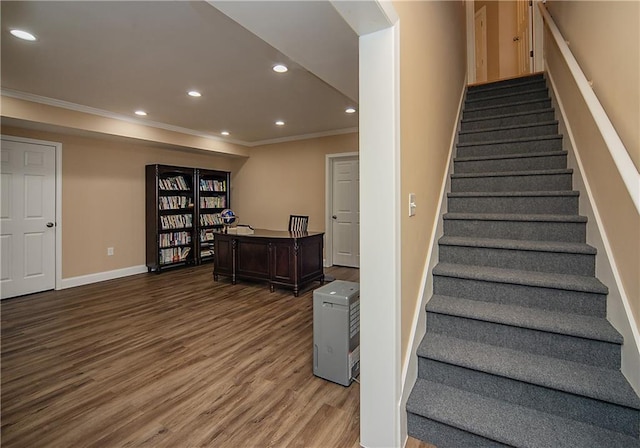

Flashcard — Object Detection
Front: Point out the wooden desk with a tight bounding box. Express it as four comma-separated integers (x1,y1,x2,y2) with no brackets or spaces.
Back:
213,229,324,296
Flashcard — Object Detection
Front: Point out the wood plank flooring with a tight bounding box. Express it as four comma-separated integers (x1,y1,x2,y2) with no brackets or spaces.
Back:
1,265,364,447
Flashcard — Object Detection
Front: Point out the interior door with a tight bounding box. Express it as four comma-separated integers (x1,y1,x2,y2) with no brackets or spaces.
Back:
475,6,488,83
1,137,56,299
516,0,533,75
331,157,359,268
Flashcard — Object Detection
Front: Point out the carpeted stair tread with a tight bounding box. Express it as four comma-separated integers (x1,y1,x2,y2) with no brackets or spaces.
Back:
459,120,559,137
439,236,596,255
463,97,552,116
417,333,639,409
448,190,579,198
455,150,567,163
407,379,640,448
433,262,608,294
451,168,572,179
443,212,587,223
457,134,563,148
461,107,555,125
427,295,621,344
468,74,544,92
465,87,548,107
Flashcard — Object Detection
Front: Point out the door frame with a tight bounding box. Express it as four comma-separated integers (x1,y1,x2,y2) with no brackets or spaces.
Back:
1,134,63,292
466,0,545,82
474,5,488,83
324,151,358,267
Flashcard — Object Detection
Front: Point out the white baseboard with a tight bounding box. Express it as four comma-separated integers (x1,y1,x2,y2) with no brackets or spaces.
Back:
59,265,148,290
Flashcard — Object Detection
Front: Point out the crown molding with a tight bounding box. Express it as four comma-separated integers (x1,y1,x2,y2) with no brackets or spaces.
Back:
1,89,359,148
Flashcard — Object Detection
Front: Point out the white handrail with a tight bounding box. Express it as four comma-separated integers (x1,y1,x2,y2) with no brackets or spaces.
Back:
538,2,640,214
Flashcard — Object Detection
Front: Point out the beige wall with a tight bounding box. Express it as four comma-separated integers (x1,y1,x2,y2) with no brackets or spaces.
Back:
1,124,356,279
394,0,467,363
546,1,640,171
232,133,358,233
2,125,239,278
475,1,501,82
544,20,640,332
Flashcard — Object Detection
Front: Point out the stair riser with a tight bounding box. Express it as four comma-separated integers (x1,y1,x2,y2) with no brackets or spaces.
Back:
438,244,595,276
463,99,552,119
447,195,579,215
459,123,558,144
457,137,563,158
433,275,606,317
467,80,548,101
469,74,544,92
451,172,572,192
461,110,556,131
466,89,549,109
454,153,567,173
418,358,640,437
407,413,508,448
443,218,585,242
426,313,621,369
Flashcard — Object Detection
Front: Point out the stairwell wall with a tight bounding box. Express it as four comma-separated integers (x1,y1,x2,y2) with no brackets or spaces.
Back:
543,4,640,393
394,0,467,381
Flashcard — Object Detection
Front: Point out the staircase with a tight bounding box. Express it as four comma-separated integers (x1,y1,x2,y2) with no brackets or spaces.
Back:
406,73,640,447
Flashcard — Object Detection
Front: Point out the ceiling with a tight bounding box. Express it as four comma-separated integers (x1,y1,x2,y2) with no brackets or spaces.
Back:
0,1,359,147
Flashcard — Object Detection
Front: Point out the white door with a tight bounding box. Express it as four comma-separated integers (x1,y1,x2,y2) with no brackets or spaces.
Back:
475,6,488,83
516,0,533,75
1,137,56,299
331,157,359,267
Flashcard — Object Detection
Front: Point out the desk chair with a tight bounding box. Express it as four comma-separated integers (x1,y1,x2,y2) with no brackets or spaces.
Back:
289,215,309,232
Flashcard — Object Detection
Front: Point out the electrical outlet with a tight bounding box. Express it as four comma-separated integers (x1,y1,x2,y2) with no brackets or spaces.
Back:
107,247,114,256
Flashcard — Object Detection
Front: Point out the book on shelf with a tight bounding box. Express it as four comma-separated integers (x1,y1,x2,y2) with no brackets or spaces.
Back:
199,196,226,209
159,175,189,191
199,213,222,226
160,214,193,230
159,231,192,248
199,178,226,192
159,196,193,210
159,246,192,265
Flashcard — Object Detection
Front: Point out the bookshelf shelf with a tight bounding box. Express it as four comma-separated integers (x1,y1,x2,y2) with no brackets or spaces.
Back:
145,164,230,272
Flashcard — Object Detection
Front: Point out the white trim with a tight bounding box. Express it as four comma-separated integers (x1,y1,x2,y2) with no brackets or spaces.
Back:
400,80,466,409
0,134,63,292
325,151,359,268
60,265,148,290
538,3,640,214
2,88,358,149
546,67,640,395
532,1,545,72
359,21,401,448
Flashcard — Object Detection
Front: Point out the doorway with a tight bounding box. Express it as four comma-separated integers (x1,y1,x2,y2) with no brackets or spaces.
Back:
325,152,359,268
1,135,61,299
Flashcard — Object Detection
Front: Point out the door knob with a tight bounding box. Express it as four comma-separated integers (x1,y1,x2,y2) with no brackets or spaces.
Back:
46,222,55,228
513,36,520,42
332,215,337,219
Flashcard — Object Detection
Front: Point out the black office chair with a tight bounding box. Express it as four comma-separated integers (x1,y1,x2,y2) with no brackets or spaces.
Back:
288,215,309,232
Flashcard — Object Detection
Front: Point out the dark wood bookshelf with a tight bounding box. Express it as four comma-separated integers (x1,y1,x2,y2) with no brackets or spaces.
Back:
145,164,230,272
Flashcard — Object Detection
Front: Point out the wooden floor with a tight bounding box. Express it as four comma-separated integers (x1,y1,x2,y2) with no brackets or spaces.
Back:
2,265,364,447
2,265,436,448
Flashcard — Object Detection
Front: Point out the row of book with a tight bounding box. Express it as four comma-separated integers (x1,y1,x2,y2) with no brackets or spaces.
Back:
200,213,223,226
200,248,214,258
159,247,191,265
159,231,191,248
159,196,193,210
200,228,219,242
200,196,226,209
159,175,190,191
160,214,193,230
200,179,226,192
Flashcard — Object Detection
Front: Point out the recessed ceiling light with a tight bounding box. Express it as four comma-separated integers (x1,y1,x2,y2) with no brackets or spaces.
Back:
273,64,288,73
188,90,201,97
10,29,37,41
275,120,285,126
345,107,357,114
221,131,230,136
135,110,147,116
